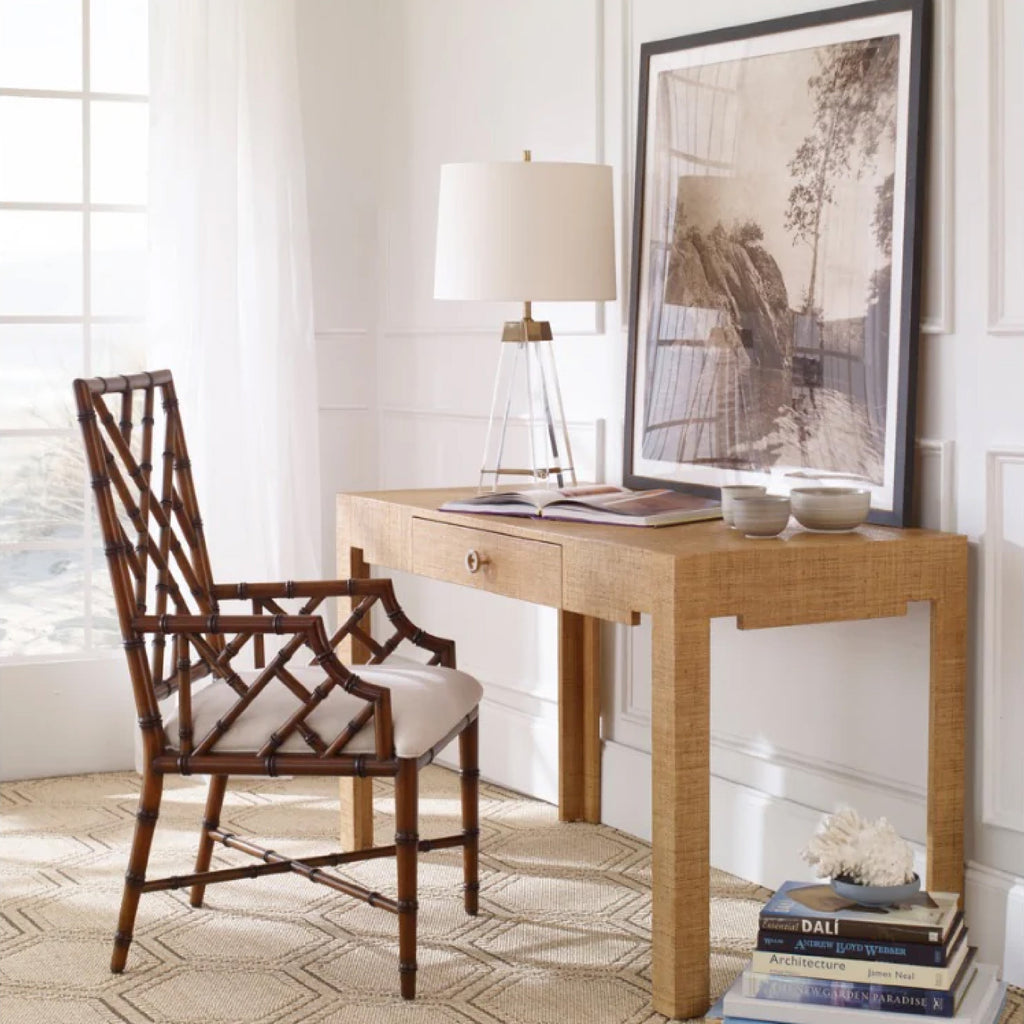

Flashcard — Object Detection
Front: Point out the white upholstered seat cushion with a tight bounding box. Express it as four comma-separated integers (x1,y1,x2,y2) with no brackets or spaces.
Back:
163,662,482,760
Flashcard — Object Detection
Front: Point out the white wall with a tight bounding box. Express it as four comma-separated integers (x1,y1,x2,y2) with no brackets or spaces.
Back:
297,0,1024,979
296,0,382,577
0,657,135,780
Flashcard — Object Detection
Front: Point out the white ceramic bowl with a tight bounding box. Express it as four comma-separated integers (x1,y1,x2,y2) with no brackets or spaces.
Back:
790,487,871,531
720,485,767,527
731,494,791,538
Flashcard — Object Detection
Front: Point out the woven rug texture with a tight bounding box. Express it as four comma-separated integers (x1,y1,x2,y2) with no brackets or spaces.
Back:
2,767,1021,1024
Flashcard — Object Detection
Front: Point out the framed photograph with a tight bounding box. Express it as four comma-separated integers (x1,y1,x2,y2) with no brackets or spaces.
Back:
623,0,929,526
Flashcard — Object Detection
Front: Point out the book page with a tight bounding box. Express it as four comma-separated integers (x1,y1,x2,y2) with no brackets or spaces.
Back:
551,488,719,517
440,485,628,513
527,485,626,509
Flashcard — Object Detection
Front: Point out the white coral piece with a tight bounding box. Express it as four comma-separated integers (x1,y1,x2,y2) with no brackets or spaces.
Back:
801,809,915,886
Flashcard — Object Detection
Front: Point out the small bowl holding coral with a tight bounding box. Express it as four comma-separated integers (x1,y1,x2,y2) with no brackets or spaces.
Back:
790,487,871,532
830,872,921,907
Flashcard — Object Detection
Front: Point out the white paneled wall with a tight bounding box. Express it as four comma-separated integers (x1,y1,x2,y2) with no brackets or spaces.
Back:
983,451,1024,834
297,0,382,575
298,0,1024,979
920,0,955,335
988,0,1024,334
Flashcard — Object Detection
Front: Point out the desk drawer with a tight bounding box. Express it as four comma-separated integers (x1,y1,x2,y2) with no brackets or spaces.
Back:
411,518,562,606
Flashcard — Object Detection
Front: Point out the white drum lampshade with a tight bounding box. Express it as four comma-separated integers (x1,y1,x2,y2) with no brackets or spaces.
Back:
434,160,616,302
434,156,616,489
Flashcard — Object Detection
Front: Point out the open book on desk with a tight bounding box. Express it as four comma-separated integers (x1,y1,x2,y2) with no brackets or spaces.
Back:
439,485,721,527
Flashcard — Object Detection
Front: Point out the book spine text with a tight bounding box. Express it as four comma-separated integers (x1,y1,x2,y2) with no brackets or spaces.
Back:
749,950,956,988
759,913,943,944
741,971,955,1017
756,927,951,966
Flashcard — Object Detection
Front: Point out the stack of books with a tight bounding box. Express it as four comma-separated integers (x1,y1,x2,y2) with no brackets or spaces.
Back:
712,881,1008,1024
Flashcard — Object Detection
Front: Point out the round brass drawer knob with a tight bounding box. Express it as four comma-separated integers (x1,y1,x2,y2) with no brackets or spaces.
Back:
465,549,489,574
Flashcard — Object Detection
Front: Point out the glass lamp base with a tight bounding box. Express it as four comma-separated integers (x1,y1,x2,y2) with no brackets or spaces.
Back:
479,331,577,492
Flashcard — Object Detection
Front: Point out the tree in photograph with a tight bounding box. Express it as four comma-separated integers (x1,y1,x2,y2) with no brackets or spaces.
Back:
869,170,895,307
784,36,899,316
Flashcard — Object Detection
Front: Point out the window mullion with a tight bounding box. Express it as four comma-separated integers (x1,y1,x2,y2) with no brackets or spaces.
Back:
0,88,145,103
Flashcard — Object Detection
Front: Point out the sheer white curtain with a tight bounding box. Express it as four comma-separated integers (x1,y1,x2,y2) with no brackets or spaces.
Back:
147,0,320,585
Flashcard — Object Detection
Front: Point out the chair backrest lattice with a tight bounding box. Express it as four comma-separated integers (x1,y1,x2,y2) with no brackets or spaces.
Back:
74,372,218,693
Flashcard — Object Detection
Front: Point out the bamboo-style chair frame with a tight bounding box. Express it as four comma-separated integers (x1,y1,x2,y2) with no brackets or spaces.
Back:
73,369,479,999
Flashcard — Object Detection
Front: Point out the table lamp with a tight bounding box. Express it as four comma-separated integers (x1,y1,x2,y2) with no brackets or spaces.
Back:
434,152,615,490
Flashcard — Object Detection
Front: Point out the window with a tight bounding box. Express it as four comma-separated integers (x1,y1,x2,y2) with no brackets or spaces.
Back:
0,0,148,659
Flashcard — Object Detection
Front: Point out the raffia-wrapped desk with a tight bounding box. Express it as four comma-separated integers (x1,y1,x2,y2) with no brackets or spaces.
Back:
335,488,967,1020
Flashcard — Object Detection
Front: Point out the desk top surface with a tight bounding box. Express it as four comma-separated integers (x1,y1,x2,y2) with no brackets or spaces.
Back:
339,487,964,560
339,489,967,624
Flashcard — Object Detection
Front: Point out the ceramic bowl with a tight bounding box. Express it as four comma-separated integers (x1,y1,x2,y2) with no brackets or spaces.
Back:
830,873,921,907
790,487,871,531
720,485,767,527
731,494,791,538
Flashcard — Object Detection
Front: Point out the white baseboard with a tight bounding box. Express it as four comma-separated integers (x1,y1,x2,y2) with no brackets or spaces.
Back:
1007,881,1024,985
0,658,136,781
964,862,1024,985
601,737,836,881
601,738,1024,979
710,729,926,842
602,734,927,848
436,690,560,807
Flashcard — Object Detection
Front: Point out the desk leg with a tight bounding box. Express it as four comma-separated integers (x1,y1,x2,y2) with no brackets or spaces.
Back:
558,611,601,823
927,594,967,900
651,613,710,1020
338,543,375,851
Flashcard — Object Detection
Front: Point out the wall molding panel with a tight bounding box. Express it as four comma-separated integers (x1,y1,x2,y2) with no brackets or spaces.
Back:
613,620,651,727
314,328,371,339
982,448,1024,832
988,0,1024,334
603,616,927,835
379,408,606,487
379,324,607,339
915,438,955,531
920,0,955,335
619,0,635,334
314,330,375,412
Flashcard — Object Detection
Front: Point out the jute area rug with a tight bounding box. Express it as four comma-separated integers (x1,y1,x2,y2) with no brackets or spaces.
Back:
2,767,1021,1024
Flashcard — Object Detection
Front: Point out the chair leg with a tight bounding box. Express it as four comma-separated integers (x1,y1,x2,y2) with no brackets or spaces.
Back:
190,774,228,908
111,767,164,973
459,718,480,916
395,759,418,1000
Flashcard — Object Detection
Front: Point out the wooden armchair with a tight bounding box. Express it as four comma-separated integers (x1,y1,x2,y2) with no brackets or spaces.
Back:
73,370,481,999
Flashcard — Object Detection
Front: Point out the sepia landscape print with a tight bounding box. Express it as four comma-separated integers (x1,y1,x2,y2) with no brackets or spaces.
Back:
636,34,901,486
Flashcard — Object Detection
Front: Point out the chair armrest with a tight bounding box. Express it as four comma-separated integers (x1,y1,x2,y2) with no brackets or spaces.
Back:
131,613,389,705
210,579,457,668
210,580,387,601
131,612,395,758
134,612,325,635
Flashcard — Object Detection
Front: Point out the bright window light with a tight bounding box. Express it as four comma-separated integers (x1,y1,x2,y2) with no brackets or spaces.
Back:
0,0,148,661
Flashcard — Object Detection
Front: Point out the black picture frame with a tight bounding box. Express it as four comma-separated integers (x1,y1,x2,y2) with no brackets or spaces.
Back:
623,0,929,526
